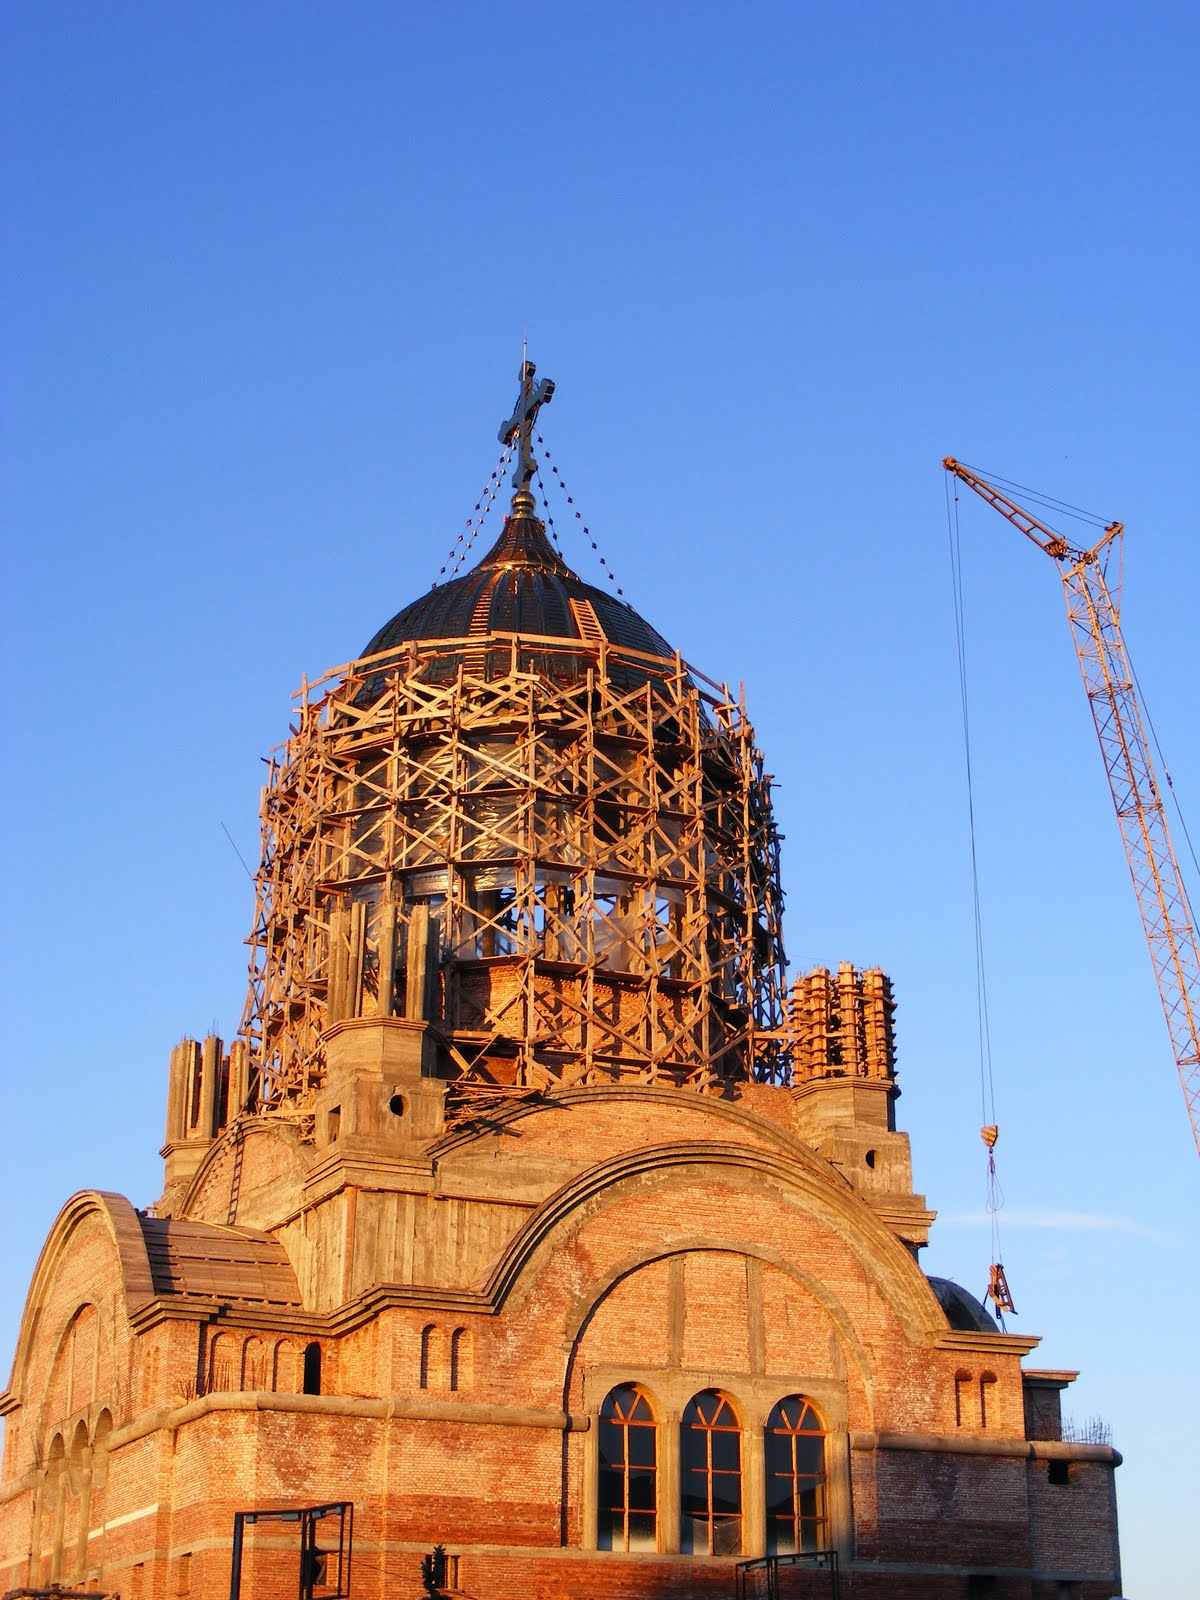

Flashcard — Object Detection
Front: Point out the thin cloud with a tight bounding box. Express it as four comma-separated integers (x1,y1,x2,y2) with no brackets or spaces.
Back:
938,1208,1167,1240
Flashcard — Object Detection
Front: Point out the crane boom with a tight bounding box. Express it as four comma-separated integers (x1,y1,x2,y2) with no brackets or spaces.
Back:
943,457,1200,1158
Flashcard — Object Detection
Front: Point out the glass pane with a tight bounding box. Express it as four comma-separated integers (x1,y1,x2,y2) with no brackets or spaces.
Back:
681,1474,708,1518
712,1516,742,1555
685,1390,722,1426
627,1426,656,1468
681,1426,708,1472
770,1398,799,1430
680,1515,706,1554
766,1482,794,1519
628,1513,656,1552
596,1507,616,1551
628,1468,656,1511
767,1518,796,1556
798,1485,824,1521
598,1421,621,1470
711,1430,741,1472
598,1467,623,1511
794,1436,823,1474
764,1430,792,1475
603,1383,638,1421
711,1476,741,1516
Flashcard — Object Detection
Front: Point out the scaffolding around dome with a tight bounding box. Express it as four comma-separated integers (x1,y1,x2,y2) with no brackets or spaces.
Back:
239,629,790,1125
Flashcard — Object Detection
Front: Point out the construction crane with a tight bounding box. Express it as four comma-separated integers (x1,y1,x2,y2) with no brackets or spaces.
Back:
943,457,1200,1158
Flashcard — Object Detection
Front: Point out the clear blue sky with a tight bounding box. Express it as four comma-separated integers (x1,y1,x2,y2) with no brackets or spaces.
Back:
3,4,1197,1594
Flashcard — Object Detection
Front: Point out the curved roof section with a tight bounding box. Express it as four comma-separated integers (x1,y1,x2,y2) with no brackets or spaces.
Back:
139,1215,302,1307
362,490,675,668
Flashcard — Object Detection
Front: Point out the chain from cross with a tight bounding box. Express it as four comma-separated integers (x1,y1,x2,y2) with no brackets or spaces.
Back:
498,360,555,492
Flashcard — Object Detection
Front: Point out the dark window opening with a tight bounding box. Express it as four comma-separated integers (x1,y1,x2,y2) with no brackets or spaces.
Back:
598,1384,657,1552
864,1149,877,1169
979,1372,997,1429
389,1093,405,1117
302,1342,322,1396
1047,1459,1071,1485
681,1389,742,1555
328,1106,341,1142
765,1395,828,1555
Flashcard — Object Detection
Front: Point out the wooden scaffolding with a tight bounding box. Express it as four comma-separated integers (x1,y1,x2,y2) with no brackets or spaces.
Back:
237,630,789,1125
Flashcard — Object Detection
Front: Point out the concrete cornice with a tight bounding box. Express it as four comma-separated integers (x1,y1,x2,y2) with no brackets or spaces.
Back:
851,1429,1121,1468
934,1329,1042,1357
103,1389,589,1455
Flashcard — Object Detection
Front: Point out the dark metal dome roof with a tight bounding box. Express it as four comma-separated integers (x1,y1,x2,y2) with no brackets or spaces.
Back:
362,491,674,666
927,1276,999,1333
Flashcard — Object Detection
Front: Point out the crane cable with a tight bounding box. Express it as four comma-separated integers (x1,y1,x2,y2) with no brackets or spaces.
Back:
944,471,1015,1325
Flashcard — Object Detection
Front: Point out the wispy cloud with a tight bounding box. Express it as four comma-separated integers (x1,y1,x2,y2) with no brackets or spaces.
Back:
938,1209,1168,1240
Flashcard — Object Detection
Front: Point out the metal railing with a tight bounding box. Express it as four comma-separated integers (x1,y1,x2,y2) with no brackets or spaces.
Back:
734,1550,841,1600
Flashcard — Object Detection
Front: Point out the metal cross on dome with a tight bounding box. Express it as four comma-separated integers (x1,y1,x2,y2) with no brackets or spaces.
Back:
499,359,555,493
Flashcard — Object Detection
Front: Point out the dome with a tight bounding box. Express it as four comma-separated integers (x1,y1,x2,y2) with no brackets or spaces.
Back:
362,490,675,668
926,1275,999,1333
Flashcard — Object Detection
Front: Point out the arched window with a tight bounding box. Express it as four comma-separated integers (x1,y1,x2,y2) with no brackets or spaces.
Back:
765,1396,827,1554
681,1390,742,1555
597,1384,657,1552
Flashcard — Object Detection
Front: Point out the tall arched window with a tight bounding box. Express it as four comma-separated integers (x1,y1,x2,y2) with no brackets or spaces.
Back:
765,1396,827,1553
681,1390,742,1555
597,1384,657,1551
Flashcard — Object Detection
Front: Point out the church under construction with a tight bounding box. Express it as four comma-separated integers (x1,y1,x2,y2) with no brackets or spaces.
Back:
0,368,1122,1599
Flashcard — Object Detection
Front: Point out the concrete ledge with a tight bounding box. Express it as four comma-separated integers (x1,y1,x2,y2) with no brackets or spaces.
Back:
106,1390,589,1453
850,1429,1121,1466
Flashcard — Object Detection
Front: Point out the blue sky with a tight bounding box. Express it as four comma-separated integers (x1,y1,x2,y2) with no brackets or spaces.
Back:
2,3,1197,1593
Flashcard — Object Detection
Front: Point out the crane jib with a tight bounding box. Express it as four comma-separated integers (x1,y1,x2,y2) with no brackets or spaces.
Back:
943,456,1200,1159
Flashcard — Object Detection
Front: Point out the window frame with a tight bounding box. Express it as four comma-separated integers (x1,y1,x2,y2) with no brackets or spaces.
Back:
680,1389,743,1556
764,1394,828,1555
597,1383,659,1553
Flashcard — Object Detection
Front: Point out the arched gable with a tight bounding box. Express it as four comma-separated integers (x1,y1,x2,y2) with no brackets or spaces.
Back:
181,1116,306,1229
1,1191,153,1447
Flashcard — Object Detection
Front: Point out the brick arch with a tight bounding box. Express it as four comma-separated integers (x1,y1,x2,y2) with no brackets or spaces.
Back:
273,1337,301,1393
480,1140,945,1345
91,1409,114,1488
207,1331,240,1393
43,1431,66,1508
241,1336,269,1391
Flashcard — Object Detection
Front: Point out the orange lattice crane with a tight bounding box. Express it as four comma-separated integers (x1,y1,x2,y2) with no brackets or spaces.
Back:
943,457,1200,1158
